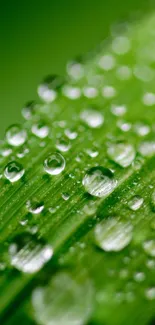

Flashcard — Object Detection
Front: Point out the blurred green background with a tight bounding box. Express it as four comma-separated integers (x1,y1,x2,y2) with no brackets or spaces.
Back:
0,0,153,137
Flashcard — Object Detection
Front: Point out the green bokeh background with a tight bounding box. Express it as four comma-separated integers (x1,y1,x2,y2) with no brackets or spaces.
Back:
0,0,153,137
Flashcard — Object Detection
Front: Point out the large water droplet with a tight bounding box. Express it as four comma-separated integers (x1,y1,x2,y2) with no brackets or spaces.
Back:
38,75,64,103
4,161,25,183
32,272,94,325
80,108,104,128
94,218,133,252
9,233,53,273
138,141,155,157
44,153,65,175
107,142,135,167
6,125,27,147
22,101,36,120
82,167,117,198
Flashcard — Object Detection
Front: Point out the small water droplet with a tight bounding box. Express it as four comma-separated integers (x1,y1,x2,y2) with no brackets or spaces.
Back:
80,108,104,128
133,272,145,283
111,105,127,116
134,122,150,136
9,233,53,273
138,141,155,157
32,122,49,139
94,217,133,252
112,36,131,55
38,75,64,103
145,287,155,300
4,161,25,183
56,137,71,152
65,128,78,140
85,148,99,158
22,101,36,120
128,195,144,211
116,65,132,80
62,85,81,99
44,153,65,175
143,92,155,106
26,200,44,215
83,87,98,98
102,86,116,98
143,239,155,257
82,167,117,198
107,142,135,167
98,54,116,71
6,125,27,147
62,192,70,201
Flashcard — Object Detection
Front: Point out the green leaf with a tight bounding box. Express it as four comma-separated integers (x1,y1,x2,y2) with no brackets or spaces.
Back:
1,12,155,325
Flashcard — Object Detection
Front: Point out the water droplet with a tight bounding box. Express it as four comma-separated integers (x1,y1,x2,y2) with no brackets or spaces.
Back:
107,142,135,167
32,122,49,139
44,153,65,175
82,167,117,198
9,233,53,273
133,272,145,282
94,218,133,252
26,200,44,215
65,128,78,140
98,54,116,71
85,148,99,158
62,85,81,99
62,192,70,201
111,105,127,116
138,141,155,157
102,86,116,98
143,240,155,257
143,92,155,106
67,60,84,80
38,75,64,103
32,272,94,325
56,137,71,152
22,101,36,120
80,108,104,128
116,65,132,80
6,125,27,147
83,87,98,98
112,36,131,55
134,122,150,136
134,65,154,82
145,287,155,300
128,195,144,211
4,161,25,183
117,120,131,132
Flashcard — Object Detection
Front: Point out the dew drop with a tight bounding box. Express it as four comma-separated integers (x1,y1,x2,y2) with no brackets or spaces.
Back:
145,287,155,300
26,200,44,215
151,190,155,212
82,167,117,198
143,240,155,257
22,101,36,120
143,92,155,106
56,137,71,152
94,218,133,252
32,122,49,139
134,122,150,136
138,141,155,157
62,85,81,99
80,108,104,128
38,75,64,103
62,192,70,201
32,272,94,325
116,65,132,80
128,195,144,211
4,161,25,183
112,36,131,55
111,104,127,116
9,233,53,273
65,128,78,140
44,153,65,175
6,125,27,147
83,87,98,98
107,142,135,167
98,54,116,71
